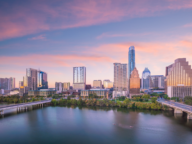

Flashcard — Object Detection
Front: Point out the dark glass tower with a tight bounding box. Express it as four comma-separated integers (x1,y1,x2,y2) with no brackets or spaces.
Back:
37,71,48,90
128,46,135,79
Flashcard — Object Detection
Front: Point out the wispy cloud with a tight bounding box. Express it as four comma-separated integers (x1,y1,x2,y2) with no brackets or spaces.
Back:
96,32,152,39
183,22,192,27
1,0,192,41
29,35,46,40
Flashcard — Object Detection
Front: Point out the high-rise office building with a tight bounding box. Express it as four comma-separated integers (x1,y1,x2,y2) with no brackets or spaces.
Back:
73,67,86,90
10,77,15,89
19,81,23,90
149,75,165,89
103,80,113,89
165,58,192,94
20,68,48,96
55,82,63,93
26,68,37,90
93,80,102,88
37,70,48,90
63,82,70,91
113,63,127,98
55,82,70,93
141,68,151,90
128,46,135,79
129,67,140,94
0,77,15,90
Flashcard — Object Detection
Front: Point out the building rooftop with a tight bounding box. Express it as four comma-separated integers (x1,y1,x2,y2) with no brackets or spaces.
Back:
129,46,135,50
142,67,151,74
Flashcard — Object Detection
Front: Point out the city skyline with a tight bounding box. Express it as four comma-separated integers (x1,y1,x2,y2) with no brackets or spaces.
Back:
1,0,192,88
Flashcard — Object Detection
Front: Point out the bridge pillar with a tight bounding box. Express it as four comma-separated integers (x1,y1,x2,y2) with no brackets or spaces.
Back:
187,114,192,120
174,109,183,114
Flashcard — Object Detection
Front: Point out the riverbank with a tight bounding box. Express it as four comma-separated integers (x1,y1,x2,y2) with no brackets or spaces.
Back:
51,98,170,110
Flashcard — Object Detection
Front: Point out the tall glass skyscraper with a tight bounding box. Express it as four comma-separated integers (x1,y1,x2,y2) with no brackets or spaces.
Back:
37,71,48,90
26,68,37,90
128,46,135,79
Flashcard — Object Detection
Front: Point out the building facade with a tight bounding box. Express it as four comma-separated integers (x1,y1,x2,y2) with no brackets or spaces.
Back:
55,82,70,93
93,80,102,88
81,89,109,98
28,89,56,97
19,81,23,89
85,85,91,90
103,80,113,89
63,82,70,91
128,46,135,79
55,82,63,93
165,58,192,87
141,68,151,90
26,68,38,90
129,67,140,94
0,77,15,90
167,86,192,98
113,63,128,98
149,75,165,89
37,71,48,90
73,67,86,90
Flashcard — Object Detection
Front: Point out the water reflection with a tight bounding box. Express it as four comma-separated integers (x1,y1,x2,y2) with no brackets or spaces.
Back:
0,106,192,144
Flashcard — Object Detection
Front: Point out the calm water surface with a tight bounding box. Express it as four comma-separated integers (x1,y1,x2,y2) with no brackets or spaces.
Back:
0,106,192,144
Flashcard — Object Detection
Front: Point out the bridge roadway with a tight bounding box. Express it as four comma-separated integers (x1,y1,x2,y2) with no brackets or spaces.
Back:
158,99,192,119
0,100,52,115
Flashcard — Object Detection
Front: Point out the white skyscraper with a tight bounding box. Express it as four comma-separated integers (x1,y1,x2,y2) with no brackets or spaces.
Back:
113,63,128,98
73,67,86,90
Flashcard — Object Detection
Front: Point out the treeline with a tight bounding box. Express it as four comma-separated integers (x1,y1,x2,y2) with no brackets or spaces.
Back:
0,95,44,104
51,97,164,110
184,96,192,105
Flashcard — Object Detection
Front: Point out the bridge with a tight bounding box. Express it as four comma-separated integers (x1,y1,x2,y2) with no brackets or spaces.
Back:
0,100,52,116
158,99,192,119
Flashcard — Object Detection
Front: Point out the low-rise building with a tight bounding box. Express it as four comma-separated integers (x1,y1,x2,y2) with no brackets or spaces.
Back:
9,88,19,95
167,86,192,98
55,82,70,93
0,89,4,95
28,89,56,97
93,80,102,88
103,80,113,89
81,89,109,98
85,85,91,90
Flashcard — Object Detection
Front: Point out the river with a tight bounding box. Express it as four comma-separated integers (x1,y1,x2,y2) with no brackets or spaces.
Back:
0,106,192,144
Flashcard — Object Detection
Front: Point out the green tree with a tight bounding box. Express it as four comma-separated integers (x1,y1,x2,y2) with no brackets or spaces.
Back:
51,99,58,106
163,94,169,99
142,94,150,99
151,97,157,103
184,96,192,105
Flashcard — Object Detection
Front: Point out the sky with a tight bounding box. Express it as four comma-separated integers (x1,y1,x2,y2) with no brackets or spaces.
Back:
0,0,192,88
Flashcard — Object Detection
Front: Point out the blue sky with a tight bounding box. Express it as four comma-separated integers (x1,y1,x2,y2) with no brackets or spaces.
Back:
0,0,192,87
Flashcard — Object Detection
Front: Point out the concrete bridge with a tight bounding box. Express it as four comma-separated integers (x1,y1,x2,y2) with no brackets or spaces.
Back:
158,99,192,119
0,100,52,116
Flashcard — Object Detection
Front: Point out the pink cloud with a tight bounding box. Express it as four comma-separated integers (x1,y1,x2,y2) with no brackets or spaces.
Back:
1,0,192,40
96,32,152,39
29,35,46,40
183,23,192,27
0,54,115,68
